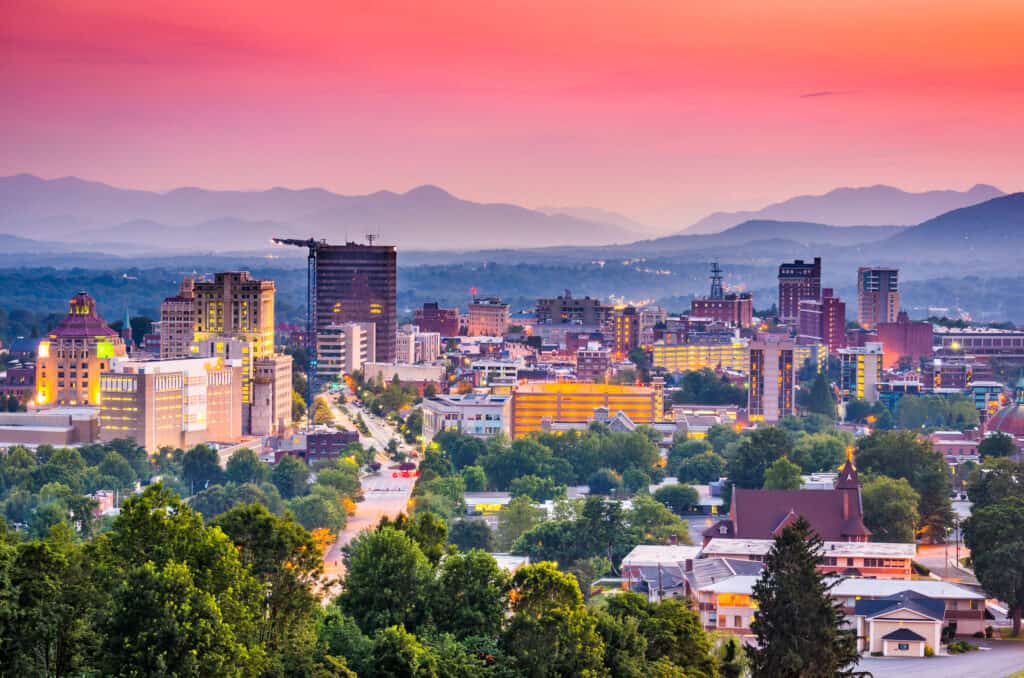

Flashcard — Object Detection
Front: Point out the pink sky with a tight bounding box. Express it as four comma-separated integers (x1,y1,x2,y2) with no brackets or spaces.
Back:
3,0,1023,228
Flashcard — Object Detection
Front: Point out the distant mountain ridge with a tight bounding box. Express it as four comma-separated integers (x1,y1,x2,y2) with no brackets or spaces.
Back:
0,174,634,251
683,184,1004,234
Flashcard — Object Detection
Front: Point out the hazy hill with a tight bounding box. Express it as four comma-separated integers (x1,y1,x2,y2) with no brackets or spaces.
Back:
0,175,634,250
626,220,905,253
683,184,1004,234
882,192,1024,254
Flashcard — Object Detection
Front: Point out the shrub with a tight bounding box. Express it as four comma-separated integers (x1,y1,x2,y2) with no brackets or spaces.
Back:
985,625,994,638
870,651,882,657
924,645,934,657
973,631,985,638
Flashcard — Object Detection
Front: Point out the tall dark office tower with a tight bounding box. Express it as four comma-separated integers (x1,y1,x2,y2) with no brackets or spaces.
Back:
778,257,821,323
314,241,397,362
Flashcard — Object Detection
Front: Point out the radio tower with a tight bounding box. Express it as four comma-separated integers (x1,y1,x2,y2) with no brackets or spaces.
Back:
709,261,724,299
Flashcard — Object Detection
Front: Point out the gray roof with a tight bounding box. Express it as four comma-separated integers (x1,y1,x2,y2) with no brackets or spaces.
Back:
881,628,928,642
854,591,945,621
685,557,763,590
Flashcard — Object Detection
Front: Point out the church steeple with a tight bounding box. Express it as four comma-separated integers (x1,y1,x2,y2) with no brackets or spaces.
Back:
835,447,860,490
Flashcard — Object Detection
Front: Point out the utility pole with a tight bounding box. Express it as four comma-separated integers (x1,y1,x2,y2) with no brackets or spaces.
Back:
272,237,324,430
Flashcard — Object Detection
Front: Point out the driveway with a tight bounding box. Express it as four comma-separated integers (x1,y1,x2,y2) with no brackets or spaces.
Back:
857,641,1024,678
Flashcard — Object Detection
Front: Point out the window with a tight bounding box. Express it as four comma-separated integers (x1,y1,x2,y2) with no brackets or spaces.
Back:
734,615,742,628
717,615,726,628
847,558,854,567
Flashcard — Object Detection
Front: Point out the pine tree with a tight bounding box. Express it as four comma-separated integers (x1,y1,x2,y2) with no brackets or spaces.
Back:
806,372,837,418
749,517,864,678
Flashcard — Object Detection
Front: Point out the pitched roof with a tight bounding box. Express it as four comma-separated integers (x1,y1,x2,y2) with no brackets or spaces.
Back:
685,557,763,590
854,591,945,621
881,628,928,642
728,484,870,541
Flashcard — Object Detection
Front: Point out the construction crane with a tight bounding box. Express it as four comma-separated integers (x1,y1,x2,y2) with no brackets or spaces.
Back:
272,237,325,427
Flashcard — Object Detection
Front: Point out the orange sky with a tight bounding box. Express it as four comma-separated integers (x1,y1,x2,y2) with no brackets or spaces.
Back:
3,0,1023,228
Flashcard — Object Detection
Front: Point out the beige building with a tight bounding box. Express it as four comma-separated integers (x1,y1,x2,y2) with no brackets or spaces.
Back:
98,357,243,452
316,322,376,383
252,355,293,436
510,382,662,438
0,408,99,447
159,277,196,359
748,337,795,423
35,292,127,407
467,298,510,337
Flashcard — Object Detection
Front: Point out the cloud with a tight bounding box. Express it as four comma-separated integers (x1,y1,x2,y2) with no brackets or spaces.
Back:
799,90,847,98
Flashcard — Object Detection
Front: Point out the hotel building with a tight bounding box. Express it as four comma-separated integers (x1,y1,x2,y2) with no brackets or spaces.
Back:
747,337,795,423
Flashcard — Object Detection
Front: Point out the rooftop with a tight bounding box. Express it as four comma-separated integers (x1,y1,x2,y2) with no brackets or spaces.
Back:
621,544,702,566
701,538,915,558
833,578,984,600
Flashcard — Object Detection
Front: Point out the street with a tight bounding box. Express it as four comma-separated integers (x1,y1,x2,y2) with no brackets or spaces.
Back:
858,641,1024,678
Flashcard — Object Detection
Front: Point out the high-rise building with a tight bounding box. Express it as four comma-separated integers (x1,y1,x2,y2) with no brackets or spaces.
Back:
510,382,661,438
315,322,376,383
876,311,934,369
576,343,612,383
467,297,510,337
396,325,443,364
611,306,640,355
35,292,128,407
251,355,293,436
159,277,196,359
798,288,847,353
98,357,243,452
748,337,796,423
314,242,397,362
839,342,884,403
536,290,611,326
857,267,899,329
414,302,460,336
778,257,821,323
690,262,753,328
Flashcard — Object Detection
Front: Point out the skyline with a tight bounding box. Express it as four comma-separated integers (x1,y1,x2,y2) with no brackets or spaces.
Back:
4,1,1024,228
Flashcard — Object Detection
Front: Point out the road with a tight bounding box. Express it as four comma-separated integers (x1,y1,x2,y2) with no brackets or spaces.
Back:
858,641,1024,678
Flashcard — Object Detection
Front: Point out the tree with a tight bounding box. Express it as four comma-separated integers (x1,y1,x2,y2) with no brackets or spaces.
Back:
706,424,740,454
676,451,726,484
292,390,307,422
431,549,510,638
762,456,802,490
843,399,872,423
460,465,487,491
497,496,544,551
272,455,310,499
726,427,793,489
338,527,433,633
605,592,716,676
967,458,1024,510
622,467,651,496
856,430,953,538
588,468,623,495
182,445,223,494
97,452,137,492
749,517,861,678
447,519,494,552
313,397,335,425
672,368,746,406
964,497,1024,636
861,475,920,543
371,625,439,678
225,448,269,485
509,474,564,502
287,494,346,532
667,438,711,469
653,484,698,515
980,432,1017,460
804,372,836,418
628,494,690,545
792,432,849,473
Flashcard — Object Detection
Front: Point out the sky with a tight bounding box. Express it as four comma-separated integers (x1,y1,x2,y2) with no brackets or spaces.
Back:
3,0,1024,229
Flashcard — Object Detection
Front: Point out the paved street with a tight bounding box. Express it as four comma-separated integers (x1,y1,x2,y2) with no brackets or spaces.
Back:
858,641,1024,678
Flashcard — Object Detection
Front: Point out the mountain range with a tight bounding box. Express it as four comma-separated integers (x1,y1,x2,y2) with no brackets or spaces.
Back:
680,184,1004,234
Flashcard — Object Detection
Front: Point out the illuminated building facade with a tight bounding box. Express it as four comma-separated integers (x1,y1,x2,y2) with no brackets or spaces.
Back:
576,344,612,383
611,306,640,354
159,277,196,359
856,267,899,329
798,288,847,354
252,355,293,436
748,338,795,423
315,242,397,361
876,311,933,369
778,257,821,323
98,357,242,452
35,292,127,407
315,322,376,383
839,342,884,403
414,302,460,337
690,262,754,328
510,382,661,438
467,297,510,336
536,290,611,326
651,341,749,374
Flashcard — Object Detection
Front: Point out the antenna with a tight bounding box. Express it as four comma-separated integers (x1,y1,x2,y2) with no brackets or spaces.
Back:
366,232,381,246
709,261,724,299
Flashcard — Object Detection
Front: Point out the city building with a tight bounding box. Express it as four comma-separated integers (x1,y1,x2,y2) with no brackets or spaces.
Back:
839,342,884,403
273,429,360,464
0,363,35,404
159,277,196,359
700,539,915,579
703,459,870,543
876,311,933,369
0,408,99,447
778,257,821,323
798,288,846,353
651,340,748,374
620,544,704,601
314,241,398,362
35,292,128,407
251,355,293,436
467,297,510,337
510,382,661,438
611,306,640,354
396,325,442,363
932,325,1024,366
856,267,899,329
691,262,753,328
413,302,461,337
421,393,512,443
576,343,611,383
747,337,795,423
98,357,243,452
315,322,376,383
363,362,445,394
535,290,611,326
852,592,944,657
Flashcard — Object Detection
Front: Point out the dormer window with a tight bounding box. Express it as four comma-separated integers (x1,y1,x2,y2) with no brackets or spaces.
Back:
719,526,728,535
